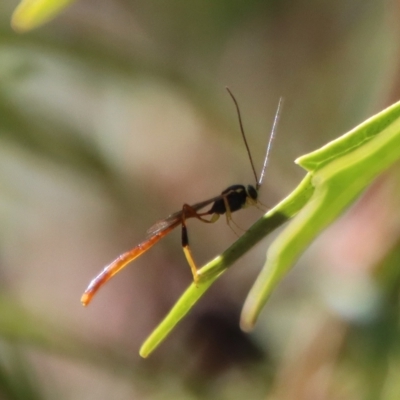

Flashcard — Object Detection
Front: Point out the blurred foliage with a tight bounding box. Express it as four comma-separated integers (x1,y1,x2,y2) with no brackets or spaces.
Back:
1,0,400,399
12,0,77,32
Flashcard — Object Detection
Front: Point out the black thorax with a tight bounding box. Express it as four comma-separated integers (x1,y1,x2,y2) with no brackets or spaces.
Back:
208,184,257,215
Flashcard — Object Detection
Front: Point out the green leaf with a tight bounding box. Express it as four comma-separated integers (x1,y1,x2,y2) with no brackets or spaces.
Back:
296,101,400,172
11,0,76,32
241,100,400,330
141,100,400,357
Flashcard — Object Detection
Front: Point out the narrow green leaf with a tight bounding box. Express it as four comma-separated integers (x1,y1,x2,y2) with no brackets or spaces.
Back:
241,100,400,330
297,101,400,172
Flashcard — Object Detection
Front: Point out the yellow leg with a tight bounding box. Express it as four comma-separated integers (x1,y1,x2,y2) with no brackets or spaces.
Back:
180,204,219,282
183,245,200,283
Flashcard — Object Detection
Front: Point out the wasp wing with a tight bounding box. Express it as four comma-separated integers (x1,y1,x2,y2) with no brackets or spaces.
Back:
145,194,226,237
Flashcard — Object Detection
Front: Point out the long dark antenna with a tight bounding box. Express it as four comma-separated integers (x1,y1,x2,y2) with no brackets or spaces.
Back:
226,87,259,185
257,97,283,190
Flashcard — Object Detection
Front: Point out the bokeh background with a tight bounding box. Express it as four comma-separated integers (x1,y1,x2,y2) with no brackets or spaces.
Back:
2,0,400,399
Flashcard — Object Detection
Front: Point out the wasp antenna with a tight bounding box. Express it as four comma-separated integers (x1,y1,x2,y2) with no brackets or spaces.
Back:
257,97,284,190
226,87,259,185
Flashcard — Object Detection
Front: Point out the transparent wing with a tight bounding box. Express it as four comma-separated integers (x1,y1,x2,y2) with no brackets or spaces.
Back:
146,194,225,237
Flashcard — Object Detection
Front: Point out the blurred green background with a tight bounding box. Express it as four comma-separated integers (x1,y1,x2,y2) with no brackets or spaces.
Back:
2,0,400,399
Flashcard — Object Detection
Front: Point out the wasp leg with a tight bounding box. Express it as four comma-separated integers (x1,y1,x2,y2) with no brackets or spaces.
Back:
180,204,219,282
221,197,245,237
255,200,268,212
